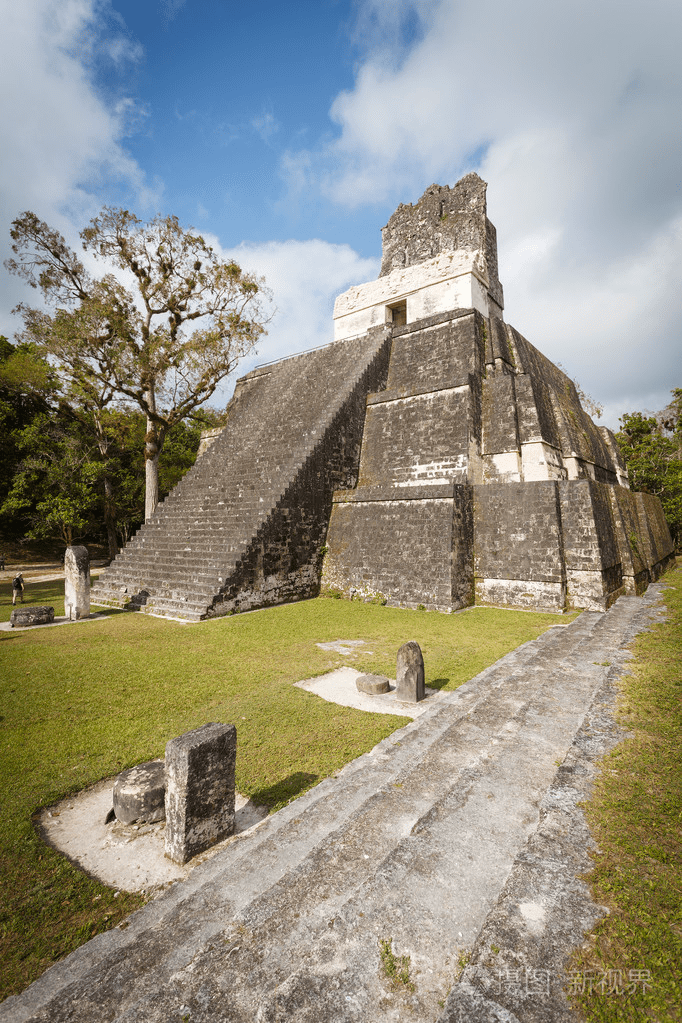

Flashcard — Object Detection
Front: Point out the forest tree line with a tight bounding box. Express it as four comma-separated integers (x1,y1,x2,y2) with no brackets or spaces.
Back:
0,334,226,556
1,205,269,559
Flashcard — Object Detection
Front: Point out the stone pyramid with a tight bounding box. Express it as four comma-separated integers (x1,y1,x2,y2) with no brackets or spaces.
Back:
92,175,674,619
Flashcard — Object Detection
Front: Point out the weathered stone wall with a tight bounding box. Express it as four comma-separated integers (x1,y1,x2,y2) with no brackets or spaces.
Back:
558,480,624,610
359,390,472,488
386,309,485,393
506,325,618,481
635,491,676,579
609,486,652,595
322,484,473,610
323,309,486,609
473,482,566,611
481,375,520,461
473,480,627,612
379,174,503,310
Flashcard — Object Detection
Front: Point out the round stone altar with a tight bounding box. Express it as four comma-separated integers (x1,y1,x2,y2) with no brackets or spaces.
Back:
113,760,166,825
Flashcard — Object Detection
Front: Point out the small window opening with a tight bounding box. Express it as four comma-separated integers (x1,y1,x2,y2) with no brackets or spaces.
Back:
387,300,407,327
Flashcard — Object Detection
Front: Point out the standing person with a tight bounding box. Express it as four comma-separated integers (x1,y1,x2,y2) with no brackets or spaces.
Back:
12,573,24,605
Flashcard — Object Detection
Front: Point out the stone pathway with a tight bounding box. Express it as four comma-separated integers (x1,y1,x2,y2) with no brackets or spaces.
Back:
0,586,666,1023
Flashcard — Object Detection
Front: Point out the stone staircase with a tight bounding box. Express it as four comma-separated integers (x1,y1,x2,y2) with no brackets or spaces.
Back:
2,586,664,1023
91,330,391,620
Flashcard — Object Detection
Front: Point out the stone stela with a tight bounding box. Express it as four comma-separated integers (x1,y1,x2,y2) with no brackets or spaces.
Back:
64,545,91,620
396,641,426,703
91,174,674,621
165,722,237,865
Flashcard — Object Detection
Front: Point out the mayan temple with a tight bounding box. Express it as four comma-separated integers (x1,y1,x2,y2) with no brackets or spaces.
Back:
91,174,674,620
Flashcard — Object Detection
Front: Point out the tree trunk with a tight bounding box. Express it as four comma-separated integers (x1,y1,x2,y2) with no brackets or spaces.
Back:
92,410,118,559
103,474,118,559
145,416,160,521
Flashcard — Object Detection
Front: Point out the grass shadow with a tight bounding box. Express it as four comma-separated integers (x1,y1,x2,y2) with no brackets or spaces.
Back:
251,771,319,810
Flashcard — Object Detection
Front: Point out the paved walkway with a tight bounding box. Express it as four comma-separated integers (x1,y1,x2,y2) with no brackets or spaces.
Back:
0,586,666,1023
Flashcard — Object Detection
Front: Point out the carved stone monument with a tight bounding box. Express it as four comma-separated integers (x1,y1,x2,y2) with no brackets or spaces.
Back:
165,722,236,865
396,641,425,703
64,545,90,620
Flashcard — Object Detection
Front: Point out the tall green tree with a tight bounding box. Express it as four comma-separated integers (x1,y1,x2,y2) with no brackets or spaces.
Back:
0,336,57,539
617,388,682,551
100,406,226,549
1,410,104,548
6,209,268,521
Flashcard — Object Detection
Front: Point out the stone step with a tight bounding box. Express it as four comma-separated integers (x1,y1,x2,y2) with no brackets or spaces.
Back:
91,591,211,619
137,511,266,531
93,574,224,596
128,596,210,617
99,548,244,569
92,569,237,598
92,577,221,601
130,520,266,542
92,574,226,602
92,330,392,621
92,585,220,610
95,560,231,580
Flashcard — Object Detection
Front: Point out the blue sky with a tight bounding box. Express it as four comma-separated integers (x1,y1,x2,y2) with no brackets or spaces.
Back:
1,0,681,427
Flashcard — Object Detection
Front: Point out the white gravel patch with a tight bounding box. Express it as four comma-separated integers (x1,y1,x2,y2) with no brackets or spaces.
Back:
40,780,268,895
295,666,442,717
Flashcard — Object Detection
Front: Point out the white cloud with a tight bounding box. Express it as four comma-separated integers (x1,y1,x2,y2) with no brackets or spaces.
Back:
252,111,279,144
282,0,682,424
207,238,379,407
0,0,158,330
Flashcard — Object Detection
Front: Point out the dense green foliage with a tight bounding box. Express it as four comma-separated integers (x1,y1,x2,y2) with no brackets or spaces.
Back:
0,332,224,553
616,389,682,551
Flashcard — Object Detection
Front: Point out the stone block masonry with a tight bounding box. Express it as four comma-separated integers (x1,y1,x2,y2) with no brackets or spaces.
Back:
91,328,392,620
91,172,672,620
165,722,237,865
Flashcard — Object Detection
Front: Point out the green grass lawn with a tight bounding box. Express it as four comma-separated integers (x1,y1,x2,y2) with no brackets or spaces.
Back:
0,578,571,1001
569,563,682,1022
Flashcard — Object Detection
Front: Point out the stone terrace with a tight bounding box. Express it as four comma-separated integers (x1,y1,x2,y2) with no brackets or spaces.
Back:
0,586,665,1022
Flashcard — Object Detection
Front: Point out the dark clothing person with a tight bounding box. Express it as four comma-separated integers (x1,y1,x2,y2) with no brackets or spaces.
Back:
12,574,24,605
